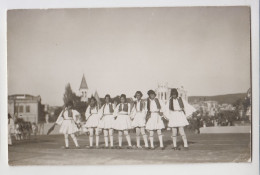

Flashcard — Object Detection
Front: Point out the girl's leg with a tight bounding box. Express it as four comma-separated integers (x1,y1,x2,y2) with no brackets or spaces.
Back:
64,134,69,148
149,130,154,148
103,129,109,147
179,127,188,147
89,128,94,147
141,127,149,148
124,130,132,146
157,129,164,148
172,128,178,147
135,128,141,147
95,128,99,147
109,129,114,147
70,133,79,147
118,131,123,147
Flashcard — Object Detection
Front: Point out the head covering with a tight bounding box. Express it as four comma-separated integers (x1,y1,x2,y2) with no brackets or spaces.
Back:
90,96,97,106
170,88,179,97
134,91,143,98
147,90,156,96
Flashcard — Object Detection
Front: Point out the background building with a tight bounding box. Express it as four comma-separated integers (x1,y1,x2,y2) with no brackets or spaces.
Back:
79,74,88,102
8,94,45,123
155,83,188,104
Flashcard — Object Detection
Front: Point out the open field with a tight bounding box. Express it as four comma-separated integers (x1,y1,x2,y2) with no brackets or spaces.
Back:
9,132,251,165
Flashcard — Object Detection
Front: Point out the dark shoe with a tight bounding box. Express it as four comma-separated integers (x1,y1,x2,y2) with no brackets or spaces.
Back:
86,146,93,149
95,146,100,149
160,147,165,150
136,146,142,149
172,147,180,151
182,147,189,151
110,146,114,149
150,147,155,150
144,147,150,150
127,146,133,149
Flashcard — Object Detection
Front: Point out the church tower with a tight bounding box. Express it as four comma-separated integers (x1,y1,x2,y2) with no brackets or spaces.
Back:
79,74,88,102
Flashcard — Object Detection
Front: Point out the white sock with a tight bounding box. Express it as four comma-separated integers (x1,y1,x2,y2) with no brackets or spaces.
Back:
65,138,69,147
136,136,140,147
143,134,149,147
158,135,163,147
110,135,113,147
172,136,177,147
96,136,99,147
150,137,154,148
89,136,93,147
182,135,188,147
104,136,109,147
126,135,132,146
119,135,122,147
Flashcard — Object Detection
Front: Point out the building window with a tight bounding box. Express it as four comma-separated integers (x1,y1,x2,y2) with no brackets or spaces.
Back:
15,106,19,113
26,105,30,113
19,106,23,113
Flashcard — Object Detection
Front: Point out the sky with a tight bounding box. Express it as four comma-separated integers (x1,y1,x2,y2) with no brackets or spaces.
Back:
7,7,251,106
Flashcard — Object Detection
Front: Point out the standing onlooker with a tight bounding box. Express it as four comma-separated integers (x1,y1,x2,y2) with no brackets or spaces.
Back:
8,113,15,145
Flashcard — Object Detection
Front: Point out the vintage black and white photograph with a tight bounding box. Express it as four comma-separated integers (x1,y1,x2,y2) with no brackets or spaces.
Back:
7,7,252,165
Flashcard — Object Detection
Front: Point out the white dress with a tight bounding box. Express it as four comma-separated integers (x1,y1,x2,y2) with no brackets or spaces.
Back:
98,103,115,129
145,99,165,130
164,98,196,127
113,103,132,130
84,106,101,129
56,108,80,134
131,100,146,128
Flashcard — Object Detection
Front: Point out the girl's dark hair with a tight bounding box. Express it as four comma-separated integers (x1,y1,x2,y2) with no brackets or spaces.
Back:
170,88,179,97
90,96,97,105
120,94,127,100
134,91,143,98
105,94,111,99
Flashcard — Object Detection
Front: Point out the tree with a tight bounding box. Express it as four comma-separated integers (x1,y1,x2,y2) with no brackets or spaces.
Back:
63,83,77,106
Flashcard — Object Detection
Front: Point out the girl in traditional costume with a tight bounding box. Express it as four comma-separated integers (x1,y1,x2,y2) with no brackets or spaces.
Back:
99,94,115,148
145,90,165,150
114,94,132,148
164,88,196,150
55,101,81,149
84,97,101,148
131,91,149,149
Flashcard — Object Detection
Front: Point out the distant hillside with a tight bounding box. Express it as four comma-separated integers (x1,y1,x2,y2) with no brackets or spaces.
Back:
188,93,247,104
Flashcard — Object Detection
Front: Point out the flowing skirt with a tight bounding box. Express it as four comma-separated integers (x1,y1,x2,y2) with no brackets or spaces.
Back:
98,115,115,129
113,115,132,130
167,111,189,127
84,114,100,128
146,113,165,130
131,112,146,128
59,120,79,134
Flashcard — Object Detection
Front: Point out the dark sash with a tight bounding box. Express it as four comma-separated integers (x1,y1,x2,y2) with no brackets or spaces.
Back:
62,108,73,118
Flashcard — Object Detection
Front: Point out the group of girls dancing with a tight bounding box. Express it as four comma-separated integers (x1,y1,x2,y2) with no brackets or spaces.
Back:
54,88,196,150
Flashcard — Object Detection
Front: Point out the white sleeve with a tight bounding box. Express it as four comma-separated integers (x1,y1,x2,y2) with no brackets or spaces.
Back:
113,104,119,116
128,103,131,115
182,98,196,117
73,110,81,123
55,110,64,125
85,106,91,120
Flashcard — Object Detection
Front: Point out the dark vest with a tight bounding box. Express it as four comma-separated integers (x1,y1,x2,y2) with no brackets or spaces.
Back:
119,103,128,112
147,98,161,112
62,108,73,118
103,103,114,114
169,97,184,111
134,100,143,111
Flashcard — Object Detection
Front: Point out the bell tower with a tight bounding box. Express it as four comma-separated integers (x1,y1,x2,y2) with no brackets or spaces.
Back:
79,74,88,102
